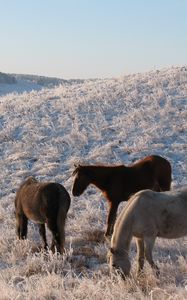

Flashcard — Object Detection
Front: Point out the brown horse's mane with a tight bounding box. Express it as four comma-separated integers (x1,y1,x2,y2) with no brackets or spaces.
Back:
72,163,125,177
17,176,38,191
25,176,38,184
72,165,81,176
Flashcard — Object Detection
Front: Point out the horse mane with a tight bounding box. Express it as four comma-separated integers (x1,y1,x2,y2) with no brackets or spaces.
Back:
25,176,38,185
72,164,94,176
72,164,82,176
72,164,129,182
72,163,126,177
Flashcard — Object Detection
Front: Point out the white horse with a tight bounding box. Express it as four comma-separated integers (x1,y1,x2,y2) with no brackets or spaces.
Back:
108,188,187,278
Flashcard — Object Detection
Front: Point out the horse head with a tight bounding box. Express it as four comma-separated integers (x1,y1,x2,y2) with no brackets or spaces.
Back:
108,247,130,279
72,165,91,196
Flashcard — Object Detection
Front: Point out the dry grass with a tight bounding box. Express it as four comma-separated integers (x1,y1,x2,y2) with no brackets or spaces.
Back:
1,224,187,299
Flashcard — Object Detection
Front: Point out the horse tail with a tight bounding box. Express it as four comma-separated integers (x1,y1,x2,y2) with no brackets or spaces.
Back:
156,157,172,191
57,186,71,253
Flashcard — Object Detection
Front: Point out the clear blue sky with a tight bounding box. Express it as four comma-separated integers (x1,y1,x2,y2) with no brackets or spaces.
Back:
1,0,187,79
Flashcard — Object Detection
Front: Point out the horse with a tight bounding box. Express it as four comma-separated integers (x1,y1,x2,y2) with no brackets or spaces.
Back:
14,177,71,254
72,155,172,237
108,188,187,278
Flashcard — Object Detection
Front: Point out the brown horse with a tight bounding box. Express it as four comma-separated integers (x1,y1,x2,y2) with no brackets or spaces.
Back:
72,155,172,237
109,188,187,278
15,177,71,253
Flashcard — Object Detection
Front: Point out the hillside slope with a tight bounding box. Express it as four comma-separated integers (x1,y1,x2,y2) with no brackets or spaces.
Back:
0,66,187,299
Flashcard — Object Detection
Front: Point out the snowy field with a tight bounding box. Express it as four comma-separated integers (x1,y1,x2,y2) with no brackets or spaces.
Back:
0,66,187,299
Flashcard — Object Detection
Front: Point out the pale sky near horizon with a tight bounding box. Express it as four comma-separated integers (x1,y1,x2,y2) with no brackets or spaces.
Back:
1,0,187,79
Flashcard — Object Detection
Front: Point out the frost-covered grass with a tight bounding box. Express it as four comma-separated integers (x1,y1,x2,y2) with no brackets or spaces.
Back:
0,66,187,299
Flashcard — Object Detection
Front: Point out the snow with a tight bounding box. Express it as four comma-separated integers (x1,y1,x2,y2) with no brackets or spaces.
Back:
0,79,43,96
0,66,187,299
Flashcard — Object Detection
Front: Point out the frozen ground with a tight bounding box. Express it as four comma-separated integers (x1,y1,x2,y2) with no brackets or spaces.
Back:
0,66,187,299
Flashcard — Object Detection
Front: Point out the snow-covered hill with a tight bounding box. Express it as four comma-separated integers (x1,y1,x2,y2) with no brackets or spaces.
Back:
0,66,187,299
0,72,16,84
0,72,86,96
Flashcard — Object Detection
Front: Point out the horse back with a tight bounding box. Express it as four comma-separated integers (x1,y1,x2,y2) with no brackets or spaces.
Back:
15,181,70,223
15,182,48,222
131,155,172,191
135,190,187,238
132,155,171,170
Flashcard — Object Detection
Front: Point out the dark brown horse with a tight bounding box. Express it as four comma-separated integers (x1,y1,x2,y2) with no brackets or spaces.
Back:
15,177,71,253
72,155,172,237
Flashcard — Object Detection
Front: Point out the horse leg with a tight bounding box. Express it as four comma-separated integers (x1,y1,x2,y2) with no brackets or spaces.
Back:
144,236,160,276
16,212,28,239
46,218,61,253
105,202,119,238
136,237,145,276
57,206,66,254
38,224,48,250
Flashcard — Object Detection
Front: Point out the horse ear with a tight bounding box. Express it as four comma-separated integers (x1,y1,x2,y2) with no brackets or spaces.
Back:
72,164,80,176
74,163,81,168
74,163,83,170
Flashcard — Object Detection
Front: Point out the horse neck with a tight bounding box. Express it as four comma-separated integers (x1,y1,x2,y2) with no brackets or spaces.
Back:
111,210,133,255
85,166,112,191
